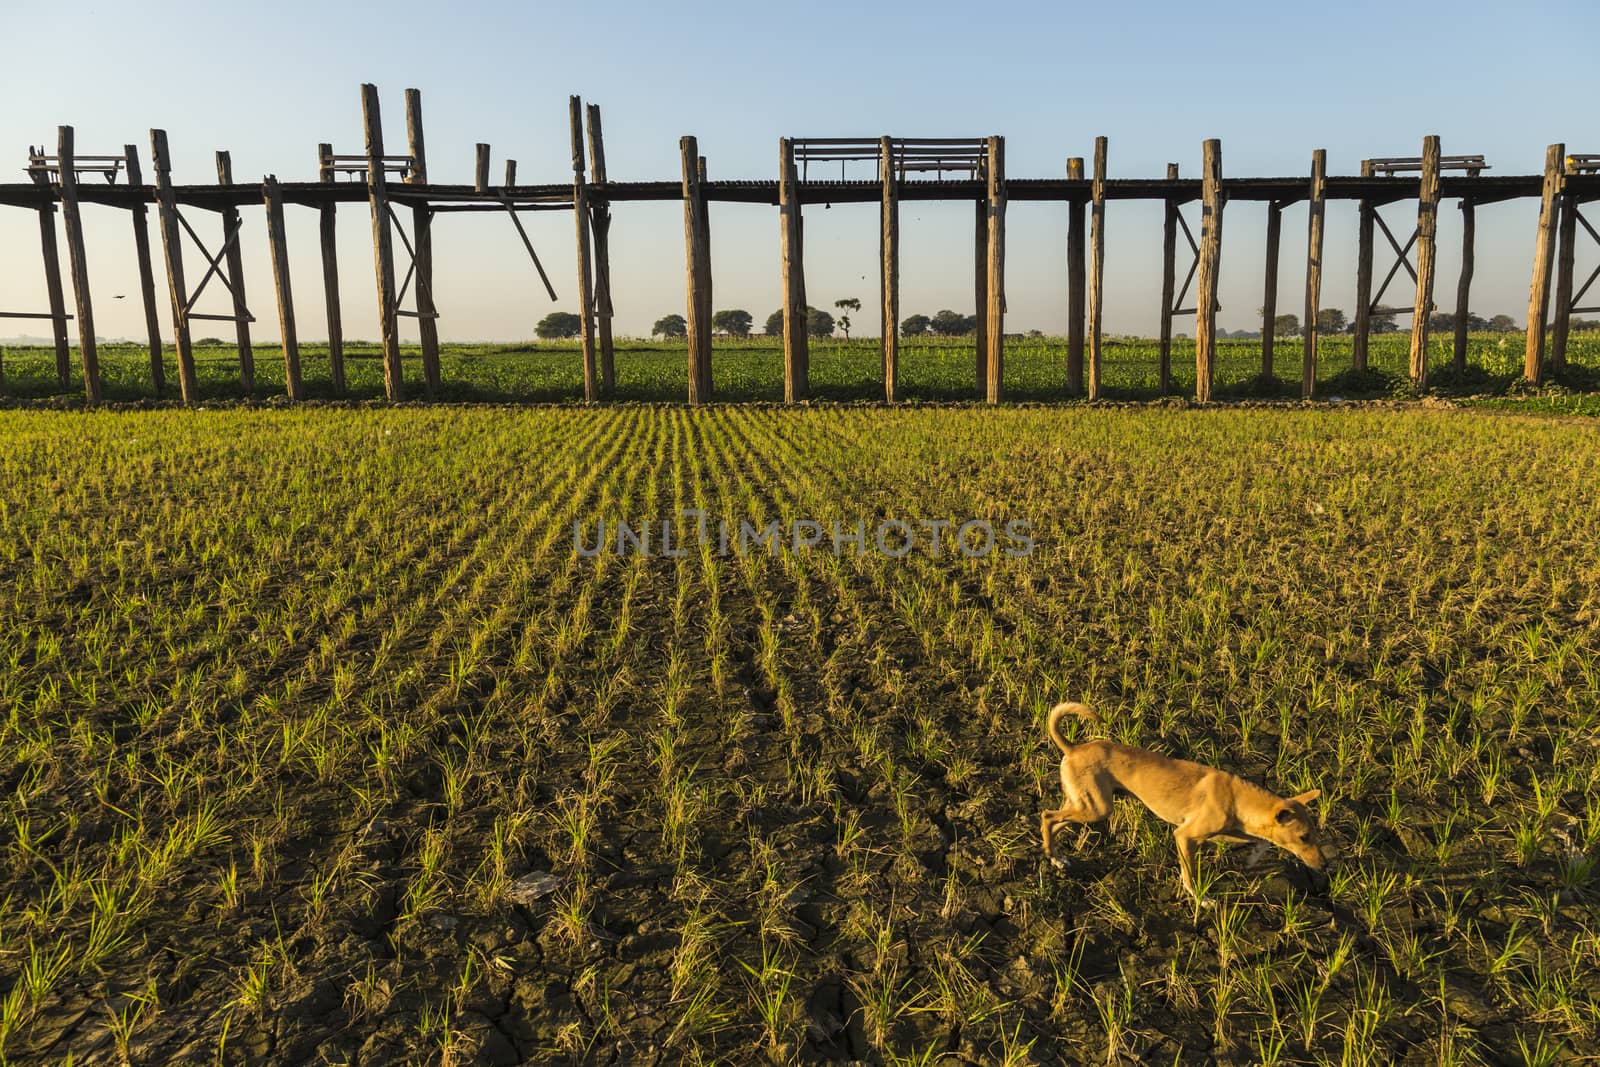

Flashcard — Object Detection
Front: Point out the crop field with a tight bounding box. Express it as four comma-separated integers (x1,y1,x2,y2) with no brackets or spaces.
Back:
2,404,1599,1065
2,330,1599,409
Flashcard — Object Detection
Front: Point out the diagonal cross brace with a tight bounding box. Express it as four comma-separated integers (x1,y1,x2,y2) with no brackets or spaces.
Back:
1570,206,1600,311
177,208,255,321
1369,208,1419,314
384,203,437,317
1170,206,1220,316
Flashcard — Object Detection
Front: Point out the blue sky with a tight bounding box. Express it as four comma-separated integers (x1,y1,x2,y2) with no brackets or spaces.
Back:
1,0,1594,342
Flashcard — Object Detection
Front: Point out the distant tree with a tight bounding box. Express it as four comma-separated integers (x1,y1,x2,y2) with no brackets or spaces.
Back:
930,309,970,336
1370,314,1400,333
1428,312,1455,332
1273,313,1301,338
652,314,687,339
901,313,931,336
1316,308,1347,334
834,298,862,340
1489,314,1517,332
806,306,835,339
764,310,784,336
1571,317,1600,331
536,312,582,339
196,337,225,346
712,309,753,337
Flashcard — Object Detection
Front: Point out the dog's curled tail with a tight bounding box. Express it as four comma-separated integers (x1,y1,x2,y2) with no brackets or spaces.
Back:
1046,701,1101,754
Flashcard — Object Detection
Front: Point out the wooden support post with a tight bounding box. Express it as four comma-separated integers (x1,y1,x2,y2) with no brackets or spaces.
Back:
973,197,987,398
570,96,599,402
586,104,615,396
681,136,711,403
262,177,302,400
985,136,1006,404
30,194,71,386
1088,137,1107,400
1194,139,1224,403
361,84,404,400
880,136,899,403
214,152,255,394
405,89,441,396
150,129,198,402
1262,200,1283,379
1303,149,1327,399
1158,163,1178,394
1066,157,1085,395
475,144,490,193
779,138,808,403
1352,160,1376,372
1523,144,1565,384
317,143,346,394
1551,163,1578,373
56,127,101,405
1407,136,1441,388
504,160,517,186
1454,199,1476,374
695,156,712,401
123,146,165,396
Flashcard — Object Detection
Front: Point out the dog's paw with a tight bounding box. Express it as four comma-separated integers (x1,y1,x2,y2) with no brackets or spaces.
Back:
1049,856,1066,870
1197,897,1218,910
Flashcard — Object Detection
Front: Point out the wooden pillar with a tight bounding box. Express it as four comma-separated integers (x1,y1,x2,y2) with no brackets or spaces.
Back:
56,128,101,405
1352,160,1376,373
1262,200,1283,379
1407,136,1441,388
316,144,346,394
1066,157,1085,395
504,160,517,186
694,156,712,400
974,196,987,397
1523,144,1564,384
1194,138,1223,403
30,189,71,386
985,135,1006,404
361,84,403,401
880,136,899,403
779,138,808,403
123,145,165,396
475,144,490,193
150,129,198,402
1158,163,1178,394
1454,199,1476,374
681,136,711,403
1551,165,1578,373
570,96,598,402
1303,149,1327,398
586,104,616,396
405,89,441,396
1088,137,1107,400
215,152,254,394
262,177,302,400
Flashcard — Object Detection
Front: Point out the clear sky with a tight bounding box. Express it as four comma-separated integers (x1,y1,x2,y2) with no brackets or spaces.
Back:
1,0,1595,344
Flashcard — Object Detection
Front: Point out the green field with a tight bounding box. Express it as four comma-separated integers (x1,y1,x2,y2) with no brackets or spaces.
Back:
2,404,1597,1064
3,330,1599,411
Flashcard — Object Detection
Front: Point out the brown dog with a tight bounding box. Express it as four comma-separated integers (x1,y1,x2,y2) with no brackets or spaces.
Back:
1040,702,1325,903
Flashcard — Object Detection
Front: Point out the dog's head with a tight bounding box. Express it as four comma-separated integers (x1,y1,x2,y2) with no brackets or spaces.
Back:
1270,789,1325,869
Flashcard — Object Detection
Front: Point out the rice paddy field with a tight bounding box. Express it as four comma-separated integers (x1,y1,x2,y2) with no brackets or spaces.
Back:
2,398,1598,1067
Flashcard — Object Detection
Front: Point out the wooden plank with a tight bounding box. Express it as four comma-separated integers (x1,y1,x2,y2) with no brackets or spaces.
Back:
973,197,987,397
475,144,490,193
681,136,711,403
1088,137,1107,400
1407,136,1441,388
1352,160,1375,372
586,103,615,396
570,96,598,402
262,177,302,400
1159,163,1178,394
150,130,198,402
779,137,808,403
214,152,255,394
880,136,899,403
1066,156,1085,395
1261,200,1283,379
1194,139,1223,403
1524,144,1565,383
405,89,441,396
1551,172,1578,372
123,145,165,396
1453,198,1475,373
362,84,404,400
317,143,346,394
1303,149,1327,398
56,127,101,405
985,136,1005,404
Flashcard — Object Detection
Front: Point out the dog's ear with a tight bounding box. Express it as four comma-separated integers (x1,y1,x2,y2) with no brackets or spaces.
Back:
1292,789,1321,806
1275,806,1298,825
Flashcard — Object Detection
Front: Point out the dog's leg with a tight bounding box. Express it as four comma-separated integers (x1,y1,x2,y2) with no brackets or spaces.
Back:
1041,790,1114,869
1175,832,1215,908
